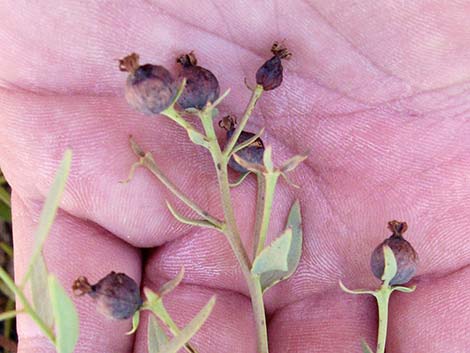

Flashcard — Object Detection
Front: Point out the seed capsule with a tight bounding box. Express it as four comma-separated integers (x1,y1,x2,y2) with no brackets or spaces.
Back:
256,42,291,91
176,52,220,109
119,53,177,114
73,272,142,320
370,221,418,285
219,115,265,173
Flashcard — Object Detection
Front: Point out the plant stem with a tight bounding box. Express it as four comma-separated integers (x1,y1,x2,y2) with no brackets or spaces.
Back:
128,139,223,229
375,285,392,353
0,267,55,343
200,109,269,353
224,85,264,157
151,300,198,353
253,174,279,258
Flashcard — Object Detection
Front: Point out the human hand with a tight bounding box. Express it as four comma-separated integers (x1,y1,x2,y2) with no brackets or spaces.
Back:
0,1,469,352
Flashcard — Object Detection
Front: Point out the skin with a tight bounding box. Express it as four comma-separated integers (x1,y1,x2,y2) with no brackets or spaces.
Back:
1,1,469,352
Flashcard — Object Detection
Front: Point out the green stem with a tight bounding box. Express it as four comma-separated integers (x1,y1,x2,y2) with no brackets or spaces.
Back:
254,173,279,258
224,85,264,157
375,285,392,353
128,139,223,229
252,176,265,260
151,300,198,353
200,110,269,353
0,267,55,343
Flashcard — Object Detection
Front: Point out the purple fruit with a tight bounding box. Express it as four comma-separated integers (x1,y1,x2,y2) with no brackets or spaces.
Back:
176,52,220,109
370,221,418,285
256,42,291,91
73,271,142,320
119,53,177,114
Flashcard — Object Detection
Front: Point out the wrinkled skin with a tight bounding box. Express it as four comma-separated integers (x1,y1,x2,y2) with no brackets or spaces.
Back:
1,1,469,352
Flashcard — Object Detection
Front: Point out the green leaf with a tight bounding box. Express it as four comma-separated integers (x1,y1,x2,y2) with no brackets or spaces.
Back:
148,315,168,353
208,88,230,109
280,153,308,173
229,172,251,188
0,200,11,222
233,153,265,174
31,256,54,327
258,201,304,292
48,275,79,353
252,228,293,276
159,296,216,353
187,128,209,148
391,284,416,293
232,128,265,155
262,146,274,172
166,201,220,230
382,245,398,286
126,310,141,335
339,280,376,296
159,267,185,296
361,339,374,353
22,149,72,286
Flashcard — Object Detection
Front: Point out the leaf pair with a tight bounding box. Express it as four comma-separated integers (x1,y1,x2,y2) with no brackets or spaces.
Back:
251,200,303,292
139,268,216,353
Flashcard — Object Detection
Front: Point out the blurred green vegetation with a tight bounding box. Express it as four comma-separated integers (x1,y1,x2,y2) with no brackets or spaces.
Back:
0,169,16,353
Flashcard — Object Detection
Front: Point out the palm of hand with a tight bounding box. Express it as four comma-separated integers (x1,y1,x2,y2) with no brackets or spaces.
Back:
0,2,469,352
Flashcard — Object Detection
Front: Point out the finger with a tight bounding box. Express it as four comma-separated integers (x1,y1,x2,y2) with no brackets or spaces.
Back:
268,288,376,352
386,267,470,351
133,283,256,353
12,192,141,353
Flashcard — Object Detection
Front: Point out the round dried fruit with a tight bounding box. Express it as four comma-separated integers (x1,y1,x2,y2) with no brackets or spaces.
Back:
176,51,220,109
219,115,265,173
73,271,142,320
370,221,418,285
256,42,291,91
119,53,177,114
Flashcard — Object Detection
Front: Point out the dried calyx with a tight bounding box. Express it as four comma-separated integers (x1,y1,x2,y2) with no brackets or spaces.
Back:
256,41,291,91
176,51,220,109
370,221,418,285
119,53,177,115
219,115,265,173
73,271,142,320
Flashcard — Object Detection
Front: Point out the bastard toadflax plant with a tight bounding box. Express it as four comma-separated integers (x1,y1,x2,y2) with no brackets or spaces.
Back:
0,41,421,353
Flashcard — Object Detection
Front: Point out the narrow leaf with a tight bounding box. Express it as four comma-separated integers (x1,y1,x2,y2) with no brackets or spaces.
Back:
48,275,79,353
361,339,374,353
232,154,265,174
159,267,185,297
159,296,216,353
252,228,293,275
22,149,72,286
126,310,141,335
148,315,168,353
280,153,308,173
382,245,398,285
187,128,209,149
208,88,230,109
31,256,54,327
391,285,416,293
339,280,376,296
166,201,219,230
232,128,265,155
229,172,251,188
259,201,304,292
262,146,274,172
